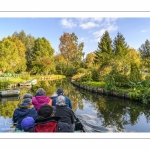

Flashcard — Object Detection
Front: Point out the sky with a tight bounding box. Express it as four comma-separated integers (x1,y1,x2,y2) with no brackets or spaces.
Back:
0,18,150,57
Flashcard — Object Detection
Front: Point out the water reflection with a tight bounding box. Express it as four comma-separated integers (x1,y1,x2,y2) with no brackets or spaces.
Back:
0,78,150,132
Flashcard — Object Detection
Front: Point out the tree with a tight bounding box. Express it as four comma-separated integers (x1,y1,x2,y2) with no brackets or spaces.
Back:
94,30,113,65
0,38,19,72
113,32,129,56
31,37,55,75
138,39,150,72
84,52,96,68
8,36,27,72
138,39,150,58
12,30,36,71
59,32,84,67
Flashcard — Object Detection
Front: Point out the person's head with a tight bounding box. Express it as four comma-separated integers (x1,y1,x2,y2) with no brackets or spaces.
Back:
35,88,46,96
19,93,33,108
56,88,64,95
56,95,66,106
21,117,35,131
38,104,54,119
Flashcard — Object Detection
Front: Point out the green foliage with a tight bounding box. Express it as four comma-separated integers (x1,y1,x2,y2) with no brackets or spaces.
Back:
31,37,55,75
91,68,100,81
113,32,129,56
104,73,116,93
130,63,142,82
20,72,31,80
94,30,113,65
141,88,150,104
129,90,141,100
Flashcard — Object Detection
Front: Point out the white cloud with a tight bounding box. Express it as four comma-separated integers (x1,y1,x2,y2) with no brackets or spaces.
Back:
93,25,118,38
80,22,99,29
141,30,146,33
60,18,76,28
79,37,89,43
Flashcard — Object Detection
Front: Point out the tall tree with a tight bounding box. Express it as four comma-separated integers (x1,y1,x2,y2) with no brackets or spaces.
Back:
59,32,84,67
138,39,150,72
0,38,19,72
94,30,113,65
113,32,129,56
31,37,55,75
8,36,27,72
138,39,150,58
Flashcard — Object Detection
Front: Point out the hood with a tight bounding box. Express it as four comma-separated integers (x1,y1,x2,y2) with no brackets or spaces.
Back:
14,108,32,117
34,96,50,104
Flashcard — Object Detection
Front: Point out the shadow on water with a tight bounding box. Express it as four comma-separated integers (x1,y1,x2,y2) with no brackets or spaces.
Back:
1,78,150,132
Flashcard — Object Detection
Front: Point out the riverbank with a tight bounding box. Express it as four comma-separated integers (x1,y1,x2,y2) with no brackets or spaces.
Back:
71,81,150,104
0,74,66,89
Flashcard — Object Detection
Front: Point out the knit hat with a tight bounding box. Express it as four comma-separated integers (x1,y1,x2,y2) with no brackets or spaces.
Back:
19,93,32,107
57,88,64,95
21,117,35,131
36,88,46,96
56,95,66,106
38,104,53,119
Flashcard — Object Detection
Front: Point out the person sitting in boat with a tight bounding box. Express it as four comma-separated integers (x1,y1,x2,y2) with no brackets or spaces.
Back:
55,95,75,131
21,117,35,132
32,88,52,111
12,93,38,131
33,104,73,132
52,88,72,109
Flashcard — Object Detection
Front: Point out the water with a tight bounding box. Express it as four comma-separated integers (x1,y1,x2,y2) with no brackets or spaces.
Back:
1,78,150,132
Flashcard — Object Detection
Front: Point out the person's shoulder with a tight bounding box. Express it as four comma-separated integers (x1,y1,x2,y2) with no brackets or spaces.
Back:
65,96,70,100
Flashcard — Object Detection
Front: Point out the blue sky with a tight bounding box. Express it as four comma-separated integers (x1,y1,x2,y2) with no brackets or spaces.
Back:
0,18,150,56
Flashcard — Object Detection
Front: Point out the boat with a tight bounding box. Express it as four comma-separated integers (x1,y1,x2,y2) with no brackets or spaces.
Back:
27,79,37,85
0,95,20,102
18,82,31,86
0,88,20,97
74,113,86,132
49,95,86,132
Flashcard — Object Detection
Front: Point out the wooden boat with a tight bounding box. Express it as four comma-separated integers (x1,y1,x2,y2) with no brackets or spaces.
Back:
18,82,31,86
49,95,86,132
0,95,20,102
0,88,20,97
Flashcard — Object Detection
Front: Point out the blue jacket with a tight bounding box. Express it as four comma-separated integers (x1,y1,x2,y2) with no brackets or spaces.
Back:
12,107,38,130
52,95,72,109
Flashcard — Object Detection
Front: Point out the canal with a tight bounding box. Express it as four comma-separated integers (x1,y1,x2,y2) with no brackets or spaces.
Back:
0,78,150,132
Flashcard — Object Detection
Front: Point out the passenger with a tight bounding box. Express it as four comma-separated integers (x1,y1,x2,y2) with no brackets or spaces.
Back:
32,88,52,111
55,95,75,130
52,88,72,109
12,93,38,131
21,117,35,132
33,104,73,132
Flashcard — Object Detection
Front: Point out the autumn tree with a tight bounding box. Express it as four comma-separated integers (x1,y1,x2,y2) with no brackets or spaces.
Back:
8,36,27,72
84,52,96,69
59,32,84,68
31,37,55,75
0,38,20,72
12,30,35,71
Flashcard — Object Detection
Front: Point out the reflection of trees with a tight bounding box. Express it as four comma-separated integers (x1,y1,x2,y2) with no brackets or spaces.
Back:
2,78,150,132
30,80,57,96
29,78,84,111
77,89,150,132
0,101,20,118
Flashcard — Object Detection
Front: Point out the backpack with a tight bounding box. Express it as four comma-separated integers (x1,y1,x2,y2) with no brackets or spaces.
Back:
34,121,57,132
